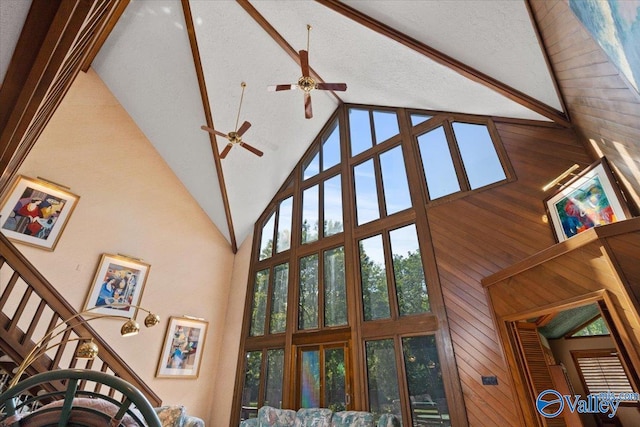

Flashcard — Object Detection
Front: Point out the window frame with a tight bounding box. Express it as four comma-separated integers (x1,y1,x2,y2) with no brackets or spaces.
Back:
234,105,505,426
571,348,639,406
411,113,514,206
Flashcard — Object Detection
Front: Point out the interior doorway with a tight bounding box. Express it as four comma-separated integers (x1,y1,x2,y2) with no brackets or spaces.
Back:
508,299,640,427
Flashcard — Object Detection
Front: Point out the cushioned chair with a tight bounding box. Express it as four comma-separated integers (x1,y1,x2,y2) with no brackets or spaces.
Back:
377,413,401,427
245,405,297,426
154,405,205,427
239,406,399,427
331,411,374,427
295,407,333,426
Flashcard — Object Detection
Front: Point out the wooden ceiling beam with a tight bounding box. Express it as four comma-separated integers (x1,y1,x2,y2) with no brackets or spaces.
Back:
236,0,343,104
317,0,571,127
181,0,238,253
0,0,125,195
80,0,130,72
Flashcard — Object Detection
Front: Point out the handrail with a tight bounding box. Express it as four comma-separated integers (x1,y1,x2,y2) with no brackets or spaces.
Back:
0,233,161,406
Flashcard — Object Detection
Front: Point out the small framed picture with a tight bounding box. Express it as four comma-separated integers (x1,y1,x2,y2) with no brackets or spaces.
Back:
156,316,208,379
544,157,632,242
0,175,79,251
83,253,150,319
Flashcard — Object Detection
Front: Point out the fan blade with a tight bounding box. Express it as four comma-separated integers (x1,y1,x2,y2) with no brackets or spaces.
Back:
236,121,252,137
220,143,233,159
304,92,313,119
316,83,347,92
240,142,264,157
299,50,310,77
268,84,296,92
201,125,228,139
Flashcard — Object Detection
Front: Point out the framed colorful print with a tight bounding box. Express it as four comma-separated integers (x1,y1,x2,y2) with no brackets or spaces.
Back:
0,175,79,251
83,253,150,319
156,316,208,379
544,158,631,242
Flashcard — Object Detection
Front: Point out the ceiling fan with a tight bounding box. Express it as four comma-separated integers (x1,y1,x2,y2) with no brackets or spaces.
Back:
201,82,263,159
268,25,347,119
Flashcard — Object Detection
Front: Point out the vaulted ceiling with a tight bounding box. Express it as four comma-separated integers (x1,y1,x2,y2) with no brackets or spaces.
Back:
0,0,567,252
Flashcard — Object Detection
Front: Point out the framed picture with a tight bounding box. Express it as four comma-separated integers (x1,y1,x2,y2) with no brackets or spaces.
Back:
156,316,208,378
544,158,631,242
83,253,150,319
0,175,79,251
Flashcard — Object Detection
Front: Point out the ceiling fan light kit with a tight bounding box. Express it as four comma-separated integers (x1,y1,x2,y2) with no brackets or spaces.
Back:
200,82,264,159
268,24,347,119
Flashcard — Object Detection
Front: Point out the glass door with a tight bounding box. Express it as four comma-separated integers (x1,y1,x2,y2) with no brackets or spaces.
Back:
297,343,351,411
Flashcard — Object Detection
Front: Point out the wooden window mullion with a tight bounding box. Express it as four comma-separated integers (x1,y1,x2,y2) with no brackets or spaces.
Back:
443,119,470,192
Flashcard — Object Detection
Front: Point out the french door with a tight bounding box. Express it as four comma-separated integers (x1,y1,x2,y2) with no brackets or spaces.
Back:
296,342,351,411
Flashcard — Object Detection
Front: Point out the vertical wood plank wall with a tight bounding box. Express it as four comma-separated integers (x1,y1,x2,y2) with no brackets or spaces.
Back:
529,0,640,209
427,122,592,426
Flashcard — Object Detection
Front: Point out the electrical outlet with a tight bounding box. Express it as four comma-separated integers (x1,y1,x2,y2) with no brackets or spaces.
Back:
482,375,498,385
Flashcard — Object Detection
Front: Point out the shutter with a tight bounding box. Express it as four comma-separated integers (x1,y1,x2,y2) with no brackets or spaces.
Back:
572,349,635,395
513,322,567,427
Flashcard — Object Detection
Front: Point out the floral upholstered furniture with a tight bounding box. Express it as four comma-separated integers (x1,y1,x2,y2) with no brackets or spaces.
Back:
154,405,205,427
239,405,400,427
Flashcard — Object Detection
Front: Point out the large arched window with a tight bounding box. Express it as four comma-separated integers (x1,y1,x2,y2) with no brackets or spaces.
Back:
233,104,512,426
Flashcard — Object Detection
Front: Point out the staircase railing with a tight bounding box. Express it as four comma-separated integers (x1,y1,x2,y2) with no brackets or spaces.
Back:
0,233,161,406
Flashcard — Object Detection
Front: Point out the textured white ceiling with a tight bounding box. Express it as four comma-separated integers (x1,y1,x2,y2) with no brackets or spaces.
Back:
2,0,564,249
0,0,32,84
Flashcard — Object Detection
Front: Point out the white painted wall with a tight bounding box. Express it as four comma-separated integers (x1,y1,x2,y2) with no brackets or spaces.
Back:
211,233,252,425
9,69,236,423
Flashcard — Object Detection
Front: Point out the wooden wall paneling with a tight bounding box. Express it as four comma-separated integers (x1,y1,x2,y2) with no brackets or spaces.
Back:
452,351,517,427
482,219,640,427
486,244,613,318
530,0,640,210
605,232,640,308
427,119,601,426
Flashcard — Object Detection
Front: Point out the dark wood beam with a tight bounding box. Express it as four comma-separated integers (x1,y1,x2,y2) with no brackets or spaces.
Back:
524,0,570,123
80,0,130,72
181,0,238,253
236,0,343,104
317,0,571,127
0,0,123,195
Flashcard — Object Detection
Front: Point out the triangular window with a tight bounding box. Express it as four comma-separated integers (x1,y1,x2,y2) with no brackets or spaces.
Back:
569,316,609,337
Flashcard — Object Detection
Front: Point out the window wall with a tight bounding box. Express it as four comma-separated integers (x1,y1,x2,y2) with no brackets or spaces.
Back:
234,105,511,425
